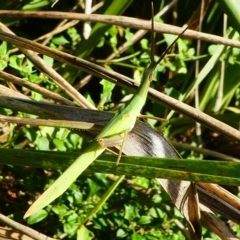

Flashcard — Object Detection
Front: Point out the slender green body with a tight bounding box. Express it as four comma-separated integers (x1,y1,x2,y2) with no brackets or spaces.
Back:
24,61,156,218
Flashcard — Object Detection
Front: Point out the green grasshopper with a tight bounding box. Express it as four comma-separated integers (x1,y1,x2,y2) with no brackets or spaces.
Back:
24,7,189,218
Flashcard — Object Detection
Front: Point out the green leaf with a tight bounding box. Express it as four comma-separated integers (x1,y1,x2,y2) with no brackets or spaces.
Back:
22,0,52,10
43,55,54,68
0,41,7,55
37,136,49,150
151,194,162,204
98,78,115,108
66,212,79,223
116,228,127,238
133,177,149,189
163,33,175,47
129,233,143,240
124,27,134,44
166,87,183,100
67,27,81,44
53,138,67,151
9,55,22,71
138,216,152,225
87,178,102,196
140,39,149,50
64,222,78,236
28,74,44,84
77,226,94,240
56,128,70,141
9,55,33,76
124,205,140,221
70,133,81,149
52,204,68,217
51,36,70,46
26,209,48,224
0,42,8,70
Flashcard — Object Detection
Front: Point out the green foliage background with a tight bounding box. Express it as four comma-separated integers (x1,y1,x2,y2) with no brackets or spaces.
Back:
0,0,240,239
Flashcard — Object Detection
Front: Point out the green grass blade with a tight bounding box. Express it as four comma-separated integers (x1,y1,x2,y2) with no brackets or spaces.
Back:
1,149,240,186
183,30,235,101
217,0,240,33
82,175,125,225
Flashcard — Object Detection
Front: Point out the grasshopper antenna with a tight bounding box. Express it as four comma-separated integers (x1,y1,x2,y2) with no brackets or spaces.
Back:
153,18,190,68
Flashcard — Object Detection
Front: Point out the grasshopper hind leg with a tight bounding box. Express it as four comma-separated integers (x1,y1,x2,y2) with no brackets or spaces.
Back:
96,132,127,171
114,131,128,173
